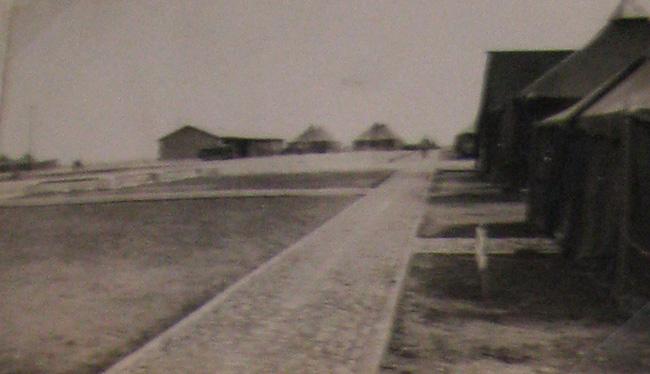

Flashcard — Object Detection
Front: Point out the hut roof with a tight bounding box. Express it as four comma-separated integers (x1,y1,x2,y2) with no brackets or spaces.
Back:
158,125,220,142
291,125,337,143
159,125,282,142
355,123,402,142
520,16,650,102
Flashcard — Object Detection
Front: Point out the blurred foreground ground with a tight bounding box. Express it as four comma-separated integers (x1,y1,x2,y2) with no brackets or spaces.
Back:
381,166,650,374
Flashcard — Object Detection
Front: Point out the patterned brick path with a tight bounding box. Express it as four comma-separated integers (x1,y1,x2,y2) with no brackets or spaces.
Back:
106,156,435,373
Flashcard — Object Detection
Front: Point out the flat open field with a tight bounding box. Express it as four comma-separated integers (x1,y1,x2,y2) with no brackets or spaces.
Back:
381,253,650,373
0,195,357,374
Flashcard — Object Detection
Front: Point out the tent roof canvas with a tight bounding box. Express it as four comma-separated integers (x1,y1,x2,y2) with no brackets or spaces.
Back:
582,57,650,118
355,123,402,142
612,0,648,19
290,125,337,143
539,56,647,126
520,17,650,101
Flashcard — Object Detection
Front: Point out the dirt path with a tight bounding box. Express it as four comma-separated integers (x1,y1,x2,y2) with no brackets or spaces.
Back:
105,154,436,373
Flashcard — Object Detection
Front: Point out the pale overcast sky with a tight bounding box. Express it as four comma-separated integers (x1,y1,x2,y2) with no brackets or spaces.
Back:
0,0,636,162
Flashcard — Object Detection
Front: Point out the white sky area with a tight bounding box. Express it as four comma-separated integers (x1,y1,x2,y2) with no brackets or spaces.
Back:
0,0,634,163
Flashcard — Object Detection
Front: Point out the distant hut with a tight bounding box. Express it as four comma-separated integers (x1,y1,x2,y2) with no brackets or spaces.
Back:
285,125,339,154
499,5,650,189
473,50,573,179
353,123,403,151
159,125,226,160
527,55,650,292
158,125,283,160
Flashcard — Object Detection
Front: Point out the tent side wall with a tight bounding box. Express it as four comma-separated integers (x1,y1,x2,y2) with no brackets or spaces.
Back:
531,111,650,294
497,97,578,188
353,139,401,151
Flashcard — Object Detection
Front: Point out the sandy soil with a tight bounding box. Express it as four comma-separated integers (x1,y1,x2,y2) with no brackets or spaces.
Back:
0,196,357,374
381,253,650,374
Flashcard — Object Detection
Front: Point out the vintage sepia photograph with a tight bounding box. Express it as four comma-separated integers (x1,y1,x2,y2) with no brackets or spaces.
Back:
1,0,650,373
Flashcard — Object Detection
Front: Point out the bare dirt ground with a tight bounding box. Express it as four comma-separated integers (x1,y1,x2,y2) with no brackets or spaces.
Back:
0,195,357,374
380,253,650,374
382,167,650,373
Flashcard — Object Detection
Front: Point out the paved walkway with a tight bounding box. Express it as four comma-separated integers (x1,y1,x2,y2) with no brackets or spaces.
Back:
105,156,436,373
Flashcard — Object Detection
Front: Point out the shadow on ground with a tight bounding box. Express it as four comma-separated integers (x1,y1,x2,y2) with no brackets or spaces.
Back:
428,221,544,239
381,253,650,373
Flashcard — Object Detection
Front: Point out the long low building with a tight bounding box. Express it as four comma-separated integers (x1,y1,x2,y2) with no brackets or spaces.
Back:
158,126,283,160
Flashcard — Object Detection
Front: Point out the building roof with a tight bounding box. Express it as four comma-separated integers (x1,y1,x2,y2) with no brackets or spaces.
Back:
158,125,221,142
159,125,283,142
477,50,573,114
520,17,650,101
290,125,337,143
355,123,402,142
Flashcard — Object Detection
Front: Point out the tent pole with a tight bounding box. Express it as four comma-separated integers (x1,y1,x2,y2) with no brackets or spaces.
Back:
615,119,633,298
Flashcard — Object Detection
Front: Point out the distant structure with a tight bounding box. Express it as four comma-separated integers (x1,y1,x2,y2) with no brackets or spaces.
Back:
285,125,339,154
353,123,403,151
158,125,283,160
453,132,477,159
473,50,573,179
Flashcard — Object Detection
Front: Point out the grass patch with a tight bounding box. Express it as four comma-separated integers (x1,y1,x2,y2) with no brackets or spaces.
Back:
147,170,394,191
0,195,357,374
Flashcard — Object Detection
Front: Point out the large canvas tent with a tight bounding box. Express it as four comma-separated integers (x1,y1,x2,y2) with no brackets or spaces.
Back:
473,50,573,179
285,125,339,154
527,57,645,236
529,56,650,292
498,11,650,189
353,123,403,151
